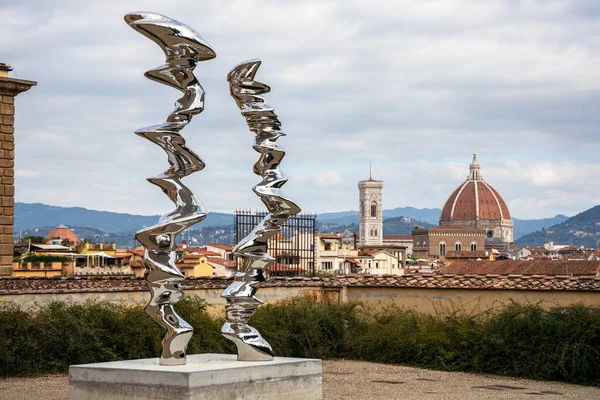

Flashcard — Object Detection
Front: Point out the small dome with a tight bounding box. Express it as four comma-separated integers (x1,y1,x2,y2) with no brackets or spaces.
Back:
440,154,511,222
45,225,80,244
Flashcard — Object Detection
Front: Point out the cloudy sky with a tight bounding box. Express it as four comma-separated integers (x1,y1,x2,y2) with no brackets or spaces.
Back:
2,0,599,219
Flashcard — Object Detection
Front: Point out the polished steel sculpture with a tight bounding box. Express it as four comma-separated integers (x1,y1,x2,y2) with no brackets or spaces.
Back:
222,60,301,361
124,12,215,366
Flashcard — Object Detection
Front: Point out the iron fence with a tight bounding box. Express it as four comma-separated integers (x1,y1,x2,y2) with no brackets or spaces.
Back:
234,210,316,277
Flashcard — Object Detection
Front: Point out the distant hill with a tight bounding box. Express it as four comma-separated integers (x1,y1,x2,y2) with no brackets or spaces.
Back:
513,215,569,239
318,207,441,225
14,203,234,233
318,216,434,236
516,206,600,248
15,202,577,244
382,216,435,234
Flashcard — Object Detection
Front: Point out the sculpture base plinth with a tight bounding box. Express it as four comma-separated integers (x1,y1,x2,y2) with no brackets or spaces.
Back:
68,353,322,400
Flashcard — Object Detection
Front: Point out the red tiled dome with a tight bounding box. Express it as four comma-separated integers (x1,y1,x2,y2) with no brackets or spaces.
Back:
45,224,80,244
440,155,511,223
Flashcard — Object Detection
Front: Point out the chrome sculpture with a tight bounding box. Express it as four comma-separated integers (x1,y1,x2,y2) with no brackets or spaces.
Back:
222,59,301,361
124,12,215,366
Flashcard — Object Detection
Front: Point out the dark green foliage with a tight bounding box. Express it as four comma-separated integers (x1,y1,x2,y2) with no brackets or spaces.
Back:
249,298,600,385
22,255,69,264
516,205,600,247
1,297,600,386
0,296,231,375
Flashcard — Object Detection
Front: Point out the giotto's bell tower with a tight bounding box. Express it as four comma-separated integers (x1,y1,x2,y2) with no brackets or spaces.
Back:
358,176,383,246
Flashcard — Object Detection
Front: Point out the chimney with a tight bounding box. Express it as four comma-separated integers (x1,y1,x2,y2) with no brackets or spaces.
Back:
0,63,36,275
0,64,12,79
353,232,357,250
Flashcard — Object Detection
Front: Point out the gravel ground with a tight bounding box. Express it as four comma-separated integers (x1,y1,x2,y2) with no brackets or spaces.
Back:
1,360,599,400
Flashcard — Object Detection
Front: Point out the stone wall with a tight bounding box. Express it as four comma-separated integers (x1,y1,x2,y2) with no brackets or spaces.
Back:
0,76,36,275
2,274,600,315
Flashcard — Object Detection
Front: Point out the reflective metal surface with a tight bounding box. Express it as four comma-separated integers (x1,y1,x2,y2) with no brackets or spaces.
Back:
222,59,301,361
125,11,215,366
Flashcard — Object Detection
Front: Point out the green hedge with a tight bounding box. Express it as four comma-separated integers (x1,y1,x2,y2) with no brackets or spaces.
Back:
1,296,599,385
22,255,70,264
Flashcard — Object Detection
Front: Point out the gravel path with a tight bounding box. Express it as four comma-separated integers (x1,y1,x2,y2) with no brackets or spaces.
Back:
1,360,599,399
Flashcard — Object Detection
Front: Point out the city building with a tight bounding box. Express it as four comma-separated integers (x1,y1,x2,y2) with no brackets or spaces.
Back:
315,232,359,274
412,226,486,260
439,153,514,243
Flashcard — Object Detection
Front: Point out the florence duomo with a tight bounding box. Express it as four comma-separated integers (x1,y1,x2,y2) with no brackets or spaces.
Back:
439,153,514,243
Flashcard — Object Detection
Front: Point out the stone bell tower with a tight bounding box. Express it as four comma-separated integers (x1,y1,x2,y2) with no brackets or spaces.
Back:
0,63,36,275
358,167,383,246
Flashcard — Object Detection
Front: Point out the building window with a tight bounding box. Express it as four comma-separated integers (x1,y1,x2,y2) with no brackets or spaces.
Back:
371,202,377,218
487,231,493,238
324,243,331,251
470,242,477,251
455,242,462,251
375,262,379,269
439,242,446,256
321,262,332,270
374,229,378,237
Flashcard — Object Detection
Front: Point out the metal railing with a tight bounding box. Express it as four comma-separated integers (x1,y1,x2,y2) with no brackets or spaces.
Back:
234,210,316,277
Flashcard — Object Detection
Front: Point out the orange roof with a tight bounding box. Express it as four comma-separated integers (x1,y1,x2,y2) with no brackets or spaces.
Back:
445,260,600,276
184,253,203,259
128,249,144,257
207,258,237,268
445,250,488,259
317,233,340,239
383,235,413,240
45,225,80,244
440,156,511,222
269,263,303,271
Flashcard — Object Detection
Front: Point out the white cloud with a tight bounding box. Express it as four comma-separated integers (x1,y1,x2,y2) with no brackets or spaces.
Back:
3,0,599,220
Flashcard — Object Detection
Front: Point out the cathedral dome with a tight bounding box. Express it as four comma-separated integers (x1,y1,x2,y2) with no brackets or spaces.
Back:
440,154,511,223
45,224,80,244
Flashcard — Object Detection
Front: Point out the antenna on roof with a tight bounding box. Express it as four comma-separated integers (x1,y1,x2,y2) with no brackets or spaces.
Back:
369,161,372,179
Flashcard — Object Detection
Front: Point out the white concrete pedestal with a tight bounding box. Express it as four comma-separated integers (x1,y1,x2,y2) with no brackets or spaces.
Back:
69,353,322,400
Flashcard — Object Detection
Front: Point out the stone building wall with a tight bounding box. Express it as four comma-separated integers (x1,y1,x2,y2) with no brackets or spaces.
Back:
0,75,36,275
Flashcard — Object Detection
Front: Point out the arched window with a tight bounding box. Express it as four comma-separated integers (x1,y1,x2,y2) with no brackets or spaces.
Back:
470,242,477,251
371,202,377,218
439,242,446,256
455,242,462,251
374,229,378,237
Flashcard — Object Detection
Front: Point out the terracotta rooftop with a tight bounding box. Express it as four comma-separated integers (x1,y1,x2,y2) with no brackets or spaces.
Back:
207,243,233,251
445,251,488,259
3,274,600,294
206,258,237,268
444,260,600,276
317,233,340,239
383,235,413,241
440,155,510,222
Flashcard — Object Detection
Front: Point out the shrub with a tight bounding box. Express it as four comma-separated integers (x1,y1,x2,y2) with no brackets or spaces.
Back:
1,296,600,386
22,255,70,264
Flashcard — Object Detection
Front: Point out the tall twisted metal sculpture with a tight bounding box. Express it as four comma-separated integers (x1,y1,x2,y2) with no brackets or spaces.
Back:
124,12,216,366
222,59,301,361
